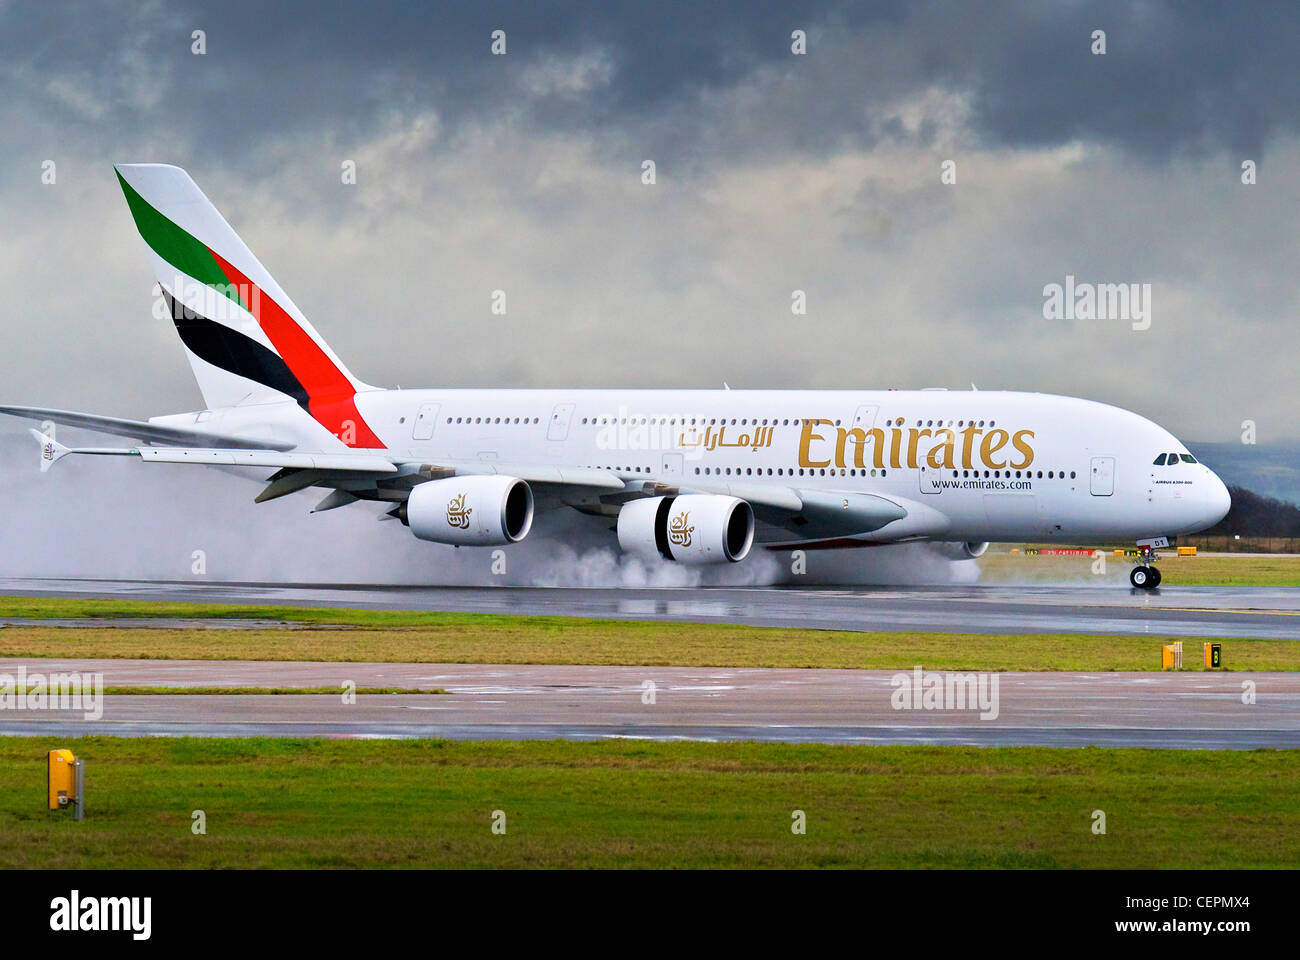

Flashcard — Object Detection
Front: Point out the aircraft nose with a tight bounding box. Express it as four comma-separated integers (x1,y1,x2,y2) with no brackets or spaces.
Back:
1205,470,1231,526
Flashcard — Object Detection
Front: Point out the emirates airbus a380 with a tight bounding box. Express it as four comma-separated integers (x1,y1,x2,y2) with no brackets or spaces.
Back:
2,164,1230,589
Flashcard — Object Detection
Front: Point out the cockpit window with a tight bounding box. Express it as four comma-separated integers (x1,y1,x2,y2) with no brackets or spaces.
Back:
1180,454,1197,464
1153,453,1167,465
1168,452,1180,463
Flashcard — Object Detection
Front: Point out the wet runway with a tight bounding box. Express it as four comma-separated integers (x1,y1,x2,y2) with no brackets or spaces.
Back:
2,658,1296,748
2,577,1299,639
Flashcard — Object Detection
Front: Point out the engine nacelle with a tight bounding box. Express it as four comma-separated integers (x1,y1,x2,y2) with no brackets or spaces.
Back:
401,476,534,545
931,540,990,560
617,494,754,564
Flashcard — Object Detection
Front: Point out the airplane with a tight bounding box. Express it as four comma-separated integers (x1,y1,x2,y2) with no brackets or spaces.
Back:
1,164,1231,590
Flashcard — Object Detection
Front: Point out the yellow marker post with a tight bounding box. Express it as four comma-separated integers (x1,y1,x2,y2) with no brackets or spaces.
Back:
1161,642,1183,671
48,749,75,810
1204,642,1222,669
47,749,83,820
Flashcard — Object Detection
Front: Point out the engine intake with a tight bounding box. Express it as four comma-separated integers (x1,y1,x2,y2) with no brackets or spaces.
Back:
401,476,533,545
931,540,990,560
617,494,754,564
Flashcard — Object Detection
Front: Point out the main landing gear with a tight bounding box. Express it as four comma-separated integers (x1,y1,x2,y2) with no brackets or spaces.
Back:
1130,545,1162,590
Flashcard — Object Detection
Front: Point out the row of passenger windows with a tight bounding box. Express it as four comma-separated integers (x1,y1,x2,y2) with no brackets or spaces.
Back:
695,466,890,477
583,416,837,427
579,416,1001,428
685,467,1072,480
1153,453,1198,465
952,469,1073,479
896,418,997,428
579,465,884,477
431,414,1002,429
579,464,1073,481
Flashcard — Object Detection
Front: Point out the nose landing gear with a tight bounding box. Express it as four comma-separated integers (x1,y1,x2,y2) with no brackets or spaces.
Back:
1130,543,1162,590
1130,564,1161,589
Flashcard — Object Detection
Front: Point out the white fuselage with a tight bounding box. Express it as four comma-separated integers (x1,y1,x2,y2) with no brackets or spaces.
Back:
185,387,1231,547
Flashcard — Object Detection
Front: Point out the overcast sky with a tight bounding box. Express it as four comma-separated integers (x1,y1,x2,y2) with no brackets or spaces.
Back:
2,0,1297,445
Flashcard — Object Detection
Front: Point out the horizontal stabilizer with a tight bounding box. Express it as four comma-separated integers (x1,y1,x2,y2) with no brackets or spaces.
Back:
24,432,399,476
0,405,294,451
135,448,397,471
28,429,136,473
30,429,69,473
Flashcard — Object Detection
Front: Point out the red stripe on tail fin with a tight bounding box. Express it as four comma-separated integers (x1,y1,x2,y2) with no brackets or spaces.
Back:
208,249,384,449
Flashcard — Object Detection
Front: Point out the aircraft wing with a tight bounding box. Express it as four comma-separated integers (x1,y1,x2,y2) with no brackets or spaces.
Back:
438,460,627,491
678,480,908,539
0,405,295,451
26,430,399,475
20,425,904,540
24,432,629,511
449,468,910,536
404,462,907,539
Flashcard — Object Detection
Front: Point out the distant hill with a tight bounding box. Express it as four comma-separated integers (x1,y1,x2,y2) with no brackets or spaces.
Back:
1202,486,1300,537
1187,441,1300,506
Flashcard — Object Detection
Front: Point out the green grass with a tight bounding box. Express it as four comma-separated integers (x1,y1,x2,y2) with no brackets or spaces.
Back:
2,594,1296,671
1,621,1296,671
981,551,1300,586
0,596,531,627
3,736,1296,869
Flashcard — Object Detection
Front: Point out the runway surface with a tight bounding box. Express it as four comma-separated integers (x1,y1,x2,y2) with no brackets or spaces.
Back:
2,658,1296,748
2,577,1299,639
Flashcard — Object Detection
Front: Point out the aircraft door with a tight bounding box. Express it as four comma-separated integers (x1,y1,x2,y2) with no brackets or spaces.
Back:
660,452,684,479
547,402,576,441
1090,456,1115,496
412,403,440,440
850,404,879,430
918,463,941,494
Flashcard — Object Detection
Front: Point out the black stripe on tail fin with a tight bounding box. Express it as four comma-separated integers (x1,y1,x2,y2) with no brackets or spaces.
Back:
162,288,310,410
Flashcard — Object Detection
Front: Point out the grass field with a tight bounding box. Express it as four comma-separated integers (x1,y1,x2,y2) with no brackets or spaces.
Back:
2,621,1297,671
3,736,1295,869
979,550,1300,586
0,595,1296,671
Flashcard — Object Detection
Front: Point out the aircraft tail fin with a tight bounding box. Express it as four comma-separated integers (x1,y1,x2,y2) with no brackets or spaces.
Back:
113,163,384,449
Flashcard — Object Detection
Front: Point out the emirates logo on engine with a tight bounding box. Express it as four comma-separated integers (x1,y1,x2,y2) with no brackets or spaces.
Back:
42,442,54,462
446,493,472,529
668,510,694,548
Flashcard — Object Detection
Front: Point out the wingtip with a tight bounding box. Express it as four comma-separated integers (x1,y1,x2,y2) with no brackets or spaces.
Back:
28,428,68,473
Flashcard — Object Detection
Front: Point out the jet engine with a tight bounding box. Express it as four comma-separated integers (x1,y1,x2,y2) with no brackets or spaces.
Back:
930,540,990,560
617,494,754,564
398,476,534,545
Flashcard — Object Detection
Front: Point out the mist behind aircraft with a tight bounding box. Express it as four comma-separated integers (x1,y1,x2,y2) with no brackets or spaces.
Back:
0,429,980,587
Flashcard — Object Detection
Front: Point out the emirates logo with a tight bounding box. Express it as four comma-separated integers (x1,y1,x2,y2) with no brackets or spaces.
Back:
446,493,472,529
667,511,694,548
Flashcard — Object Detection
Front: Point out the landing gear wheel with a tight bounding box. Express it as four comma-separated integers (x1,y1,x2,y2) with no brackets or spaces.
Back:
1130,566,1159,590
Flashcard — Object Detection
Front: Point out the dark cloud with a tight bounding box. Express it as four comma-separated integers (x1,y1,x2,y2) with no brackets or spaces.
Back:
3,0,1297,170
0,0,1296,447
